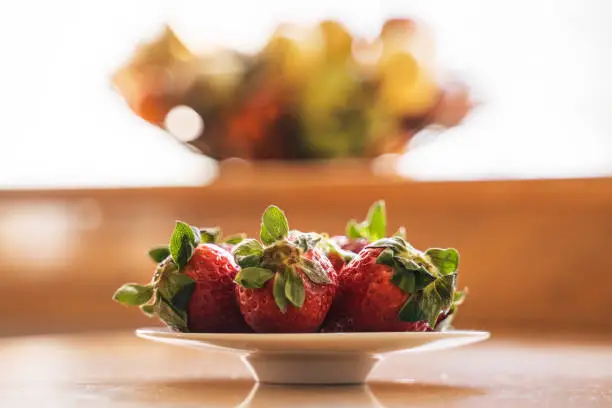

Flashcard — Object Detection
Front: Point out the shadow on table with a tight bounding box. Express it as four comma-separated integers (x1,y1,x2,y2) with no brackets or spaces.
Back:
100,378,485,407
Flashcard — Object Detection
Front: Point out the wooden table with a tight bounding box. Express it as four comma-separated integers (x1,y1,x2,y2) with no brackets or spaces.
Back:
1,331,611,407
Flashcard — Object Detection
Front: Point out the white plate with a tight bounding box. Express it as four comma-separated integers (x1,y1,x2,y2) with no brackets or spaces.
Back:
136,327,490,385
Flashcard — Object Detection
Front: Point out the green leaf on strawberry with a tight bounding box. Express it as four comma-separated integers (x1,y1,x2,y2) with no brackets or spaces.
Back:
199,227,221,243
148,246,170,263
453,288,467,306
170,221,200,267
285,268,305,308
316,234,356,263
435,287,468,331
394,226,407,239
240,255,262,268
191,226,202,244
393,257,422,271
426,248,459,275
260,226,275,246
158,272,196,310
299,257,332,284
347,222,364,240
143,264,196,327
113,283,154,306
376,248,394,265
121,241,197,331
223,233,247,245
260,205,289,244
197,227,246,247
273,270,289,313
369,236,409,254
140,303,155,317
373,237,436,292
399,274,456,327
391,269,416,293
234,267,275,289
398,293,426,322
426,274,456,324
233,239,264,268
366,200,386,241
156,297,189,332
346,200,387,242
293,232,322,253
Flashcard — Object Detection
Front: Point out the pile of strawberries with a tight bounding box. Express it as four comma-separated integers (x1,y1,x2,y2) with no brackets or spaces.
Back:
113,201,465,333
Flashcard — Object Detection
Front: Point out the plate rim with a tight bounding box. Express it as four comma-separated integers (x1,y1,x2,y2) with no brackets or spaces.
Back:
136,326,491,341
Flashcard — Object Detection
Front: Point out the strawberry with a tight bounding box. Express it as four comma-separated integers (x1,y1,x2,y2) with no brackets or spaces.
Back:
314,234,356,274
322,236,459,332
330,235,370,254
322,200,388,273
232,206,337,333
113,222,249,333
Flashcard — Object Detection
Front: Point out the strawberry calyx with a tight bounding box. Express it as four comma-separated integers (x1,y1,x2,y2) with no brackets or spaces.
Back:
317,233,357,263
367,236,460,327
434,288,468,331
346,200,387,242
147,227,245,263
232,205,333,313
113,220,206,332
200,227,246,247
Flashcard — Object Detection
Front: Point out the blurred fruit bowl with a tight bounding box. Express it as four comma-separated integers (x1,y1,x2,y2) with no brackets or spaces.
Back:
112,19,473,160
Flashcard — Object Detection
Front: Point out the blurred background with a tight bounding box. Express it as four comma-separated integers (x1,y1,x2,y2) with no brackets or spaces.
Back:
1,0,611,336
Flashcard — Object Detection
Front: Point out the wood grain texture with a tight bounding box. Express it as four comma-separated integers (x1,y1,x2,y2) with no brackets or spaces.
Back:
1,177,611,335
1,331,611,407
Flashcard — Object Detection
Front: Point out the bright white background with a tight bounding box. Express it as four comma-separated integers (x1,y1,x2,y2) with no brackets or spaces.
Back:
0,0,611,188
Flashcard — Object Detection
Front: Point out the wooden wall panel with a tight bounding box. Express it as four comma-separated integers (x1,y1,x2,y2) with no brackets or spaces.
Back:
1,177,611,336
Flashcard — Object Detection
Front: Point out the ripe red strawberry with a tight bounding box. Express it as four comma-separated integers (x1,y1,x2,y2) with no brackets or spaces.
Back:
114,221,249,333
315,234,356,274
233,206,337,333
181,244,251,332
322,236,459,332
322,200,387,273
326,247,349,274
330,235,370,254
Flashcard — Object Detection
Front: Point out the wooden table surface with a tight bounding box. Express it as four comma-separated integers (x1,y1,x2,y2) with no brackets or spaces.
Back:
1,331,611,408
